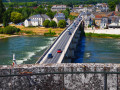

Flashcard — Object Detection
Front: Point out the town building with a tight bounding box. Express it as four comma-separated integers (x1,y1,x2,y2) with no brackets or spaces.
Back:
115,4,120,12
108,16,120,28
53,13,65,23
51,5,67,12
24,14,51,27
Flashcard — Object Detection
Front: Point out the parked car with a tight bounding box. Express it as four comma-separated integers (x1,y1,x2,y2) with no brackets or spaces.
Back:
57,49,62,53
47,53,53,59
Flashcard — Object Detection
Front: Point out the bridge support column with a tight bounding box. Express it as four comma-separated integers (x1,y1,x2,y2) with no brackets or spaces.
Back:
65,48,75,58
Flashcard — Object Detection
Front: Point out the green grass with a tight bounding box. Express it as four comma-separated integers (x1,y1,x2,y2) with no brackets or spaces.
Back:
85,33,120,38
0,36,5,38
44,29,56,36
44,32,56,36
20,30,35,34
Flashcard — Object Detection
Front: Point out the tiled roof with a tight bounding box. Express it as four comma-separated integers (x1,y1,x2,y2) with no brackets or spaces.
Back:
41,14,50,20
54,13,65,17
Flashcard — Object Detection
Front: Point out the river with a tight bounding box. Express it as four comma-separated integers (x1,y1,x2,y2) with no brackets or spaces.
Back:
0,36,120,65
0,36,56,65
74,36,120,63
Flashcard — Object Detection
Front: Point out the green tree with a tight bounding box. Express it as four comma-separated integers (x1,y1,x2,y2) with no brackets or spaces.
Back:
43,20,50,27
3,14,9,27
10,12,23,24
62,8,70,19
3,26,20,34
58,20,66,28
46,11,56,19
0,0,6,23
49,21,57,28
108,1,116,11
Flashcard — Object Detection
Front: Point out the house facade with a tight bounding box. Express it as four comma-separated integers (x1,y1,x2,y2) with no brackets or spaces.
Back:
100,17,108,28
53,13,65,23
82,12,95,27
108,17,120,28
115,4,120,12
24,14,51,27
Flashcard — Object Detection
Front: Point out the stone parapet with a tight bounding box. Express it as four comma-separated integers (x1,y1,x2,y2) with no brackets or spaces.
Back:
0,63,120,90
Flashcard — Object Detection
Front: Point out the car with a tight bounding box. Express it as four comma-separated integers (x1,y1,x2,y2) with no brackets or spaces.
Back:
47,53,53,59
57,49,62,53
68,31,72,35
67,29,70,32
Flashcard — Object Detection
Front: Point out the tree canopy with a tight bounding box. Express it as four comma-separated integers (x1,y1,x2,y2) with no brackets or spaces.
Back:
10,12,23,23
58,20,66,28
49,20,57,28
0,0,5,23
43,20,50,27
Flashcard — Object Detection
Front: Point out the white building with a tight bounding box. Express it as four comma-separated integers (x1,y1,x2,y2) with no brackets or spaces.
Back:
108,18,120,28
24,14,51,27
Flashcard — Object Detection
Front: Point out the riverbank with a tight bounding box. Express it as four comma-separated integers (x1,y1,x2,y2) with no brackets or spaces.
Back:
0,25,65,39
85,28,120,34
0,34,20,39
85,28,120,38
10,24,65,36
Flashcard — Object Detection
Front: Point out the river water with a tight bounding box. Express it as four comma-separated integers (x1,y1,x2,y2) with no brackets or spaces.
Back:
0,36,120,65
0,36,56,65
74,36,120,63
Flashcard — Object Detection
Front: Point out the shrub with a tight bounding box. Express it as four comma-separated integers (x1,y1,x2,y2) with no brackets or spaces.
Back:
0,28,3,34
3,26,21,34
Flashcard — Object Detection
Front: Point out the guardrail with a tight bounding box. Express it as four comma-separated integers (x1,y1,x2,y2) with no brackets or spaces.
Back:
36,22,73,64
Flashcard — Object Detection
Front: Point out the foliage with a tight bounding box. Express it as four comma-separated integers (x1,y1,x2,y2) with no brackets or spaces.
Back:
58,20,66,28
34,7,46,14
108,0,120,11
69,15,77,20
20,30,34,34
61,8,70,19
3,2,37,7
88,24,91,28
49,20,57,28
0,0,6,23
85,33,120,38
44,29,56,36
92,19,96,26
10,12,23,24
43,20,50,27
108,1,116,11
0,28,3,34
3,0,109,5
2,26,20,34
46,10,56,19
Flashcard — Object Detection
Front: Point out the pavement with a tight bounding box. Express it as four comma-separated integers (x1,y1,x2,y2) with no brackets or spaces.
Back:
85,28,120,34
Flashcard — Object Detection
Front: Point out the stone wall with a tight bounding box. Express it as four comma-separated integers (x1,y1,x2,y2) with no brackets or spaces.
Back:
0,63,119,90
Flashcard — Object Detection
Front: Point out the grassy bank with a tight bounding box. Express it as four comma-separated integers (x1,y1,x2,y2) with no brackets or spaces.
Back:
85,33,120,38
44,29,56,36
10,24,65,35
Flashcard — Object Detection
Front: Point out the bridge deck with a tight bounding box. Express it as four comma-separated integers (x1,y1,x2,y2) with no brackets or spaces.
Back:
37,14,82,64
